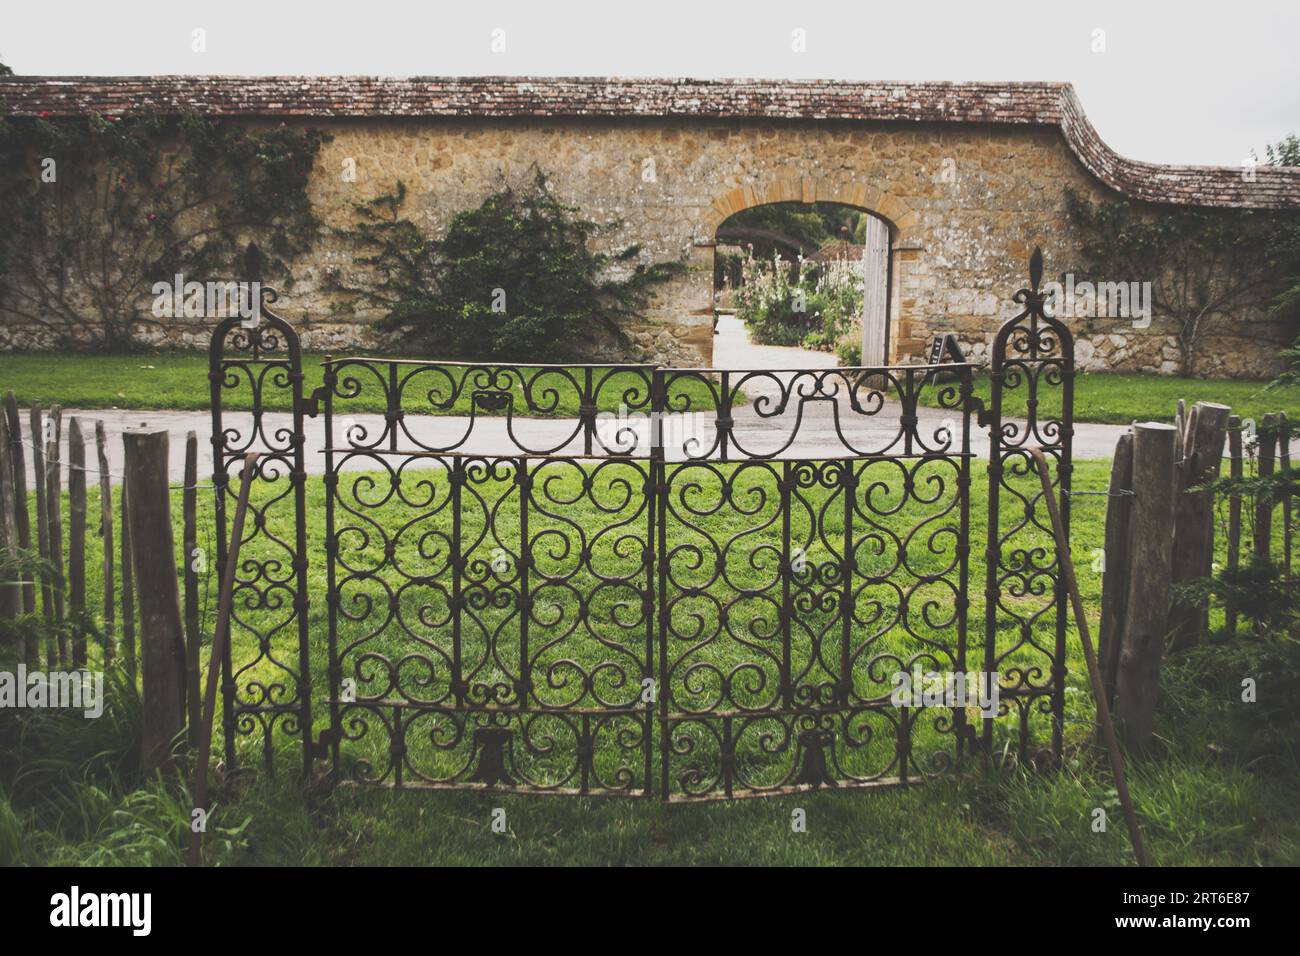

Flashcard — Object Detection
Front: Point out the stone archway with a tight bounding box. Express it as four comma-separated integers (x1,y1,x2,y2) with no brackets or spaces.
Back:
697,177,920,366
701,177,919,238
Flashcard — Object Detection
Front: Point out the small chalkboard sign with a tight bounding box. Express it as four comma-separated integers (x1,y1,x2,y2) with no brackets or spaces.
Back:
924,333,966,383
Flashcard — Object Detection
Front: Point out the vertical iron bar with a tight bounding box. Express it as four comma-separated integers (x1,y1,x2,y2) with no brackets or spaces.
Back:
290,347,313,779
583,366,594,457
722,714,734,799
451,455,464,709
898,706,910,785
643,389,656,795
387,361,399,454
955,369,973,761
718,371,730,462
517,457,530,707
208,344,235,769
322,358,342,774
982,365,1002,754
1053,349,1075,760
580,712,591,796
781,459,793,708
654,367,670,800
840,460,854,707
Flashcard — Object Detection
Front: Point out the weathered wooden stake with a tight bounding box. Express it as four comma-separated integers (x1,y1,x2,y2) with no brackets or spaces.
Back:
1224,416,1243,636
189,452,258,867
1254,413,1278,566
96,421,116,664
0,412,19,625
5,393,35,623
121,477,137,680
1114,422,1178,752
1029,447,1149,867
68,417,87,667
183,431,202,749
1098,431,1134,707
124,428,186,773
1169,402,1230,647
45,404,66,663
30,404,55,667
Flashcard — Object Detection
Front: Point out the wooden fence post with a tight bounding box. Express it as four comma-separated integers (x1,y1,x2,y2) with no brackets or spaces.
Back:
1169,402,1230,647
44,404,65,663
30,404,55,667
123,428,186,772
121,477,137,679
1114,422,1178,752
0,412,19,625
96,422,116,664
5,393,34,622
1224,416,1244,636
68,417,87,667
1098,431,1134,707
1254,413,1278,566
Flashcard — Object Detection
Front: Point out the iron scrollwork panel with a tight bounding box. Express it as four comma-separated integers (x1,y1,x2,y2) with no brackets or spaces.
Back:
320,358,655,458
658,447,972,800
208,293,313,776
982,248,1075,764
657,364,976,461
325,446,654,794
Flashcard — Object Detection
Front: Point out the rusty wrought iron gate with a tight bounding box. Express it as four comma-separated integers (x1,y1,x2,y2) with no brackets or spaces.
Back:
209,251,1074,800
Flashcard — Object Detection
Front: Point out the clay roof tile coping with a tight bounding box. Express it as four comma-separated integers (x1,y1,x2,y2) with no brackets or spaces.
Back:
1,75,1297,209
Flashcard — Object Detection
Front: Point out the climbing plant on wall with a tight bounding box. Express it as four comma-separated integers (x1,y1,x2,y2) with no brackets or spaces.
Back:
335,170,681,362
1065,188,1300,377
0,112,327,348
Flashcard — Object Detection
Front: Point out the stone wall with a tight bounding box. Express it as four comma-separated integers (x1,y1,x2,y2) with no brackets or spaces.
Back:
3,77,1298,376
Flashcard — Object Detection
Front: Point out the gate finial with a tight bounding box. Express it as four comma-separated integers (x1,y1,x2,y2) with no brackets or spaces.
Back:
244,241,262,282
1029,246,1043,292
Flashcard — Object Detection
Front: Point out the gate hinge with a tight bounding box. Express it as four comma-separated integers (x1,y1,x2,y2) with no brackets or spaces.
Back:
309,725,342,760
301,385,329,419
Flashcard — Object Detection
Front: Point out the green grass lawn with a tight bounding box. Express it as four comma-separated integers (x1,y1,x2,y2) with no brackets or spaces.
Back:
919,370,1300,425
3,457,1297,865
6,353,1296,426
0,353,734,417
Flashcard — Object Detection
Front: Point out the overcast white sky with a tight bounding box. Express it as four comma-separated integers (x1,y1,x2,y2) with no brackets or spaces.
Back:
3,0,1297,166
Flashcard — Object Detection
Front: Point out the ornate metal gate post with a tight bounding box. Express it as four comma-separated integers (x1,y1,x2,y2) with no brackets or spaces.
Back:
982,248,1075,764
208,243,314,776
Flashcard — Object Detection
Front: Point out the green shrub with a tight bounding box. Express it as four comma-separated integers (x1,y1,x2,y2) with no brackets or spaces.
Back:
835,338,862,366
735,249,862,353
1172,635,1300,770
340,171,681,362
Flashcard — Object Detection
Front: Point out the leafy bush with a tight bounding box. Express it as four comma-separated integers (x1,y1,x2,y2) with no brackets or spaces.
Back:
340,171,681,362
1171,635,1300,771
735,248,862,355
835,338,862,366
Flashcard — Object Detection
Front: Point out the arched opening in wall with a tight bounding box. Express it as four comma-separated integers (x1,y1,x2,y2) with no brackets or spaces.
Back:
713,202,891,366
